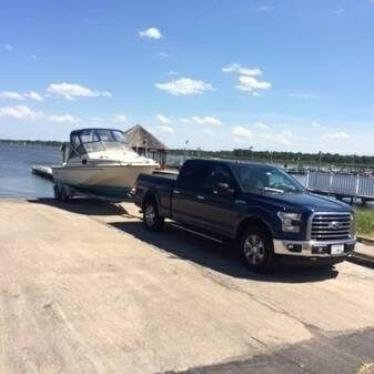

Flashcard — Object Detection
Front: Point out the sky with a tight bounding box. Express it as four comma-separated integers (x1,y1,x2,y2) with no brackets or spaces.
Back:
0,0,374,154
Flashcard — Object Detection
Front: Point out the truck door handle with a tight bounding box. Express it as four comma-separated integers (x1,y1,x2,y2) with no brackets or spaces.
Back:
196,195,205,200
174,190,181,194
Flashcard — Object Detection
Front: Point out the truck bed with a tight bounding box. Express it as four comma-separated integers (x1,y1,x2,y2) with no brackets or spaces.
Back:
134,172,177,216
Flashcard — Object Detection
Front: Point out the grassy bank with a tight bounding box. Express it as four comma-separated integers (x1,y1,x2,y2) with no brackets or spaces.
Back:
355,208,374,237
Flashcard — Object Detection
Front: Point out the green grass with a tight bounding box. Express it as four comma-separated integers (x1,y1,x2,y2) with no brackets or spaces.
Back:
355,208,374,237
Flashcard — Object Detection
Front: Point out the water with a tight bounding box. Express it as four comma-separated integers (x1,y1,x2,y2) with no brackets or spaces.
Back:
0,143,60,198
0,145,304,199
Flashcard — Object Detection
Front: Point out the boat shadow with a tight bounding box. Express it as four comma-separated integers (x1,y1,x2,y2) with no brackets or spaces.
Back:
28,198,129,216
109,220,340,284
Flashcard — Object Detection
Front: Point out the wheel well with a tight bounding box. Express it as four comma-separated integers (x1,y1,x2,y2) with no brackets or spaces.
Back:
142,192,156,210
236,217,273,240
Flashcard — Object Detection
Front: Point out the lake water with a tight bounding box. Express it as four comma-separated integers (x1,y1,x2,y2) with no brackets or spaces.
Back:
0,143,309,199
0,143,60,198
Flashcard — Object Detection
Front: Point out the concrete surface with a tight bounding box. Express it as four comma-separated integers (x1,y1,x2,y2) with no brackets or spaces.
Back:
0,199,373,374
350,242,374,268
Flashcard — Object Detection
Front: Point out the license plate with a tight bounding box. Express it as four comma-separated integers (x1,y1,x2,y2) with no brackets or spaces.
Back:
331,244,344,255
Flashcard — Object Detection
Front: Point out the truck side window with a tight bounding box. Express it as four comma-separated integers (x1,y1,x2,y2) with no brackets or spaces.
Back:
203,165,235,192
178,162,210,190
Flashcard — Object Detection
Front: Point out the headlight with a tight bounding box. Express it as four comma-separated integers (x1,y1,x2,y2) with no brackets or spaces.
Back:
277,212,302,233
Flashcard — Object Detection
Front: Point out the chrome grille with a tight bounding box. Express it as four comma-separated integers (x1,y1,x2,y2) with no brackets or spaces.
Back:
311,213,352,241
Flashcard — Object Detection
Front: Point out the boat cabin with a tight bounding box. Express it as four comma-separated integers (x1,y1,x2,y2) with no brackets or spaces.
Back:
61,128,129,163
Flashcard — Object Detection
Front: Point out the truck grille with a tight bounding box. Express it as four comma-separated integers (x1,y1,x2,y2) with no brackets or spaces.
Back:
311,213,352,241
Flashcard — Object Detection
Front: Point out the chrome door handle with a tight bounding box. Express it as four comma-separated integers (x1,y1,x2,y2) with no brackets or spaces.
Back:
196,195,205,200
174,190,181,194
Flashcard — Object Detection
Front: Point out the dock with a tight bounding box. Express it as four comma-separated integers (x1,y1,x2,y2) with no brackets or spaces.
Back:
31,164,54,180
305,171,374,203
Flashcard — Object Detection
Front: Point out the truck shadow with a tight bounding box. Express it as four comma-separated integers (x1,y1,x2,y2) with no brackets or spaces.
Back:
109,221,340,284
29,198,340,283
28,198,129,216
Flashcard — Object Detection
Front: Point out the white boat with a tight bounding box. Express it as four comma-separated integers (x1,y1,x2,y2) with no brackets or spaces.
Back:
52,128,159,198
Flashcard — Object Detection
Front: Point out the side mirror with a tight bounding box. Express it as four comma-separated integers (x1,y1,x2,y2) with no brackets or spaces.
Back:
216,182,234,197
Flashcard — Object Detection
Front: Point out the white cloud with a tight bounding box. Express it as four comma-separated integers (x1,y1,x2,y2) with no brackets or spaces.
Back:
155,78,213,96
4,43,13,51
139,27,162,40
48,114,80,124
222,63,262,76
167,70,179,76
237,75,271,92
254,122,270,130
111,114,127,124
191,116,222,127
157,52,168,58
156,125,174,134
0,91,24,100
156,113,172,124
0,105,82,125
180,117,192,124
260,130,294,146
223,63,271,94
203,128,214,135
0,90,44,101
47,82,112,100
231,126,253,141
322,131,350,141
0,105,41,120
24,91,44,101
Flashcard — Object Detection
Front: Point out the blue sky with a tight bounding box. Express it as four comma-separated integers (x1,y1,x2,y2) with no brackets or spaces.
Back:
1,0,374,154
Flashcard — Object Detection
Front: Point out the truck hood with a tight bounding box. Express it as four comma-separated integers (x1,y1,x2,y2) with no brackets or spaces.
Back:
246,191,352,213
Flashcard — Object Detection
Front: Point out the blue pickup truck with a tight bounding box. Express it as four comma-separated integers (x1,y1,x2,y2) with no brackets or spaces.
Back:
134,159,356,271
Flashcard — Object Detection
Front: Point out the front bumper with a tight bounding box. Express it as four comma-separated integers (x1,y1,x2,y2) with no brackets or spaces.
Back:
273,238,356,258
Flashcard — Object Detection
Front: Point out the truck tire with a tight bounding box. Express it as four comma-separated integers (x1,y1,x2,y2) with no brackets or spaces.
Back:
240,225,275,272
143,198,164,231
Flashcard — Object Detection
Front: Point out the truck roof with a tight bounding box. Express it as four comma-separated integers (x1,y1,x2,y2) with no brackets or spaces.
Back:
185,158,273,168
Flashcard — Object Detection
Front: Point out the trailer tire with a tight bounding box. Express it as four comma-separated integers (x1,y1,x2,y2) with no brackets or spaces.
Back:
60,186,70,202
143,198,164,231
53,185,61,201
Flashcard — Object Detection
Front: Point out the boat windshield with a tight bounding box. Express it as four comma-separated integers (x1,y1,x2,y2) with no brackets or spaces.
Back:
232,163,304,193
72,129,129,154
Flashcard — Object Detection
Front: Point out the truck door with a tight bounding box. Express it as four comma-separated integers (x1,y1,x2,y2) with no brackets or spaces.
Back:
197,164,239,237
172,161,211,227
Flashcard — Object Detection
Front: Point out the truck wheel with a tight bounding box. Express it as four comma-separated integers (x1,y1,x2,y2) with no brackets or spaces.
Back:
143,199,164,231
240,226,275,272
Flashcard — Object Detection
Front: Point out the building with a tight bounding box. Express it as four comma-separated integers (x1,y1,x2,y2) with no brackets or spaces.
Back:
124,124,167,167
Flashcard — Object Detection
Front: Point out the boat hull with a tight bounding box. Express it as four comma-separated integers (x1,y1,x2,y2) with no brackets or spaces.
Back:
52,164,157,197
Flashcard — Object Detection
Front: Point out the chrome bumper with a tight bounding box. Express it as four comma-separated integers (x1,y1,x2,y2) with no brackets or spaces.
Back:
273,238,356,257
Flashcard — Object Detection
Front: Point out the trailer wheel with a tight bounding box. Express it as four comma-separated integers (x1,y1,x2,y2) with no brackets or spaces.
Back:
143,198,164,231
53,184,61,201
240,225,275,272
60,185,70,202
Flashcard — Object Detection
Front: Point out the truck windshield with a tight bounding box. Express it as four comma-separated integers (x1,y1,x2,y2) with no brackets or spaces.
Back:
233,164,304,193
